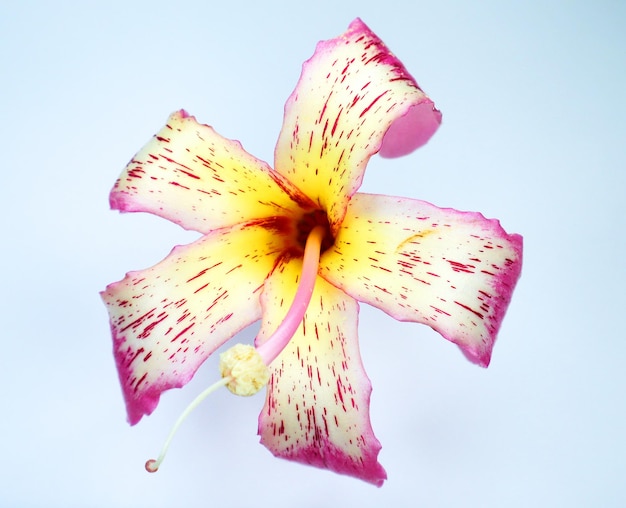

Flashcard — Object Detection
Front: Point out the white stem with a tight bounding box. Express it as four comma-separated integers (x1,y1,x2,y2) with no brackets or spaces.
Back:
145,376,232,472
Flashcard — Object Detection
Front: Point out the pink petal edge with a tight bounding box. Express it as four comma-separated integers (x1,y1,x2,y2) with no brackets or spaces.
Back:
379,100,443,158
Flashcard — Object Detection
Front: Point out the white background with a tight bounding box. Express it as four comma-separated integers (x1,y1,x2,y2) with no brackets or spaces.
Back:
2,1,624,506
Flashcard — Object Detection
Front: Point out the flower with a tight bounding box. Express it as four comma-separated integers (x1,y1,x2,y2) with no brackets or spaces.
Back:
102,18,522,487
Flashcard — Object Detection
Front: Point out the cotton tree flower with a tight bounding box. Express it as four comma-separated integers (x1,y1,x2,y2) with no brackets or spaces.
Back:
102,18,522,486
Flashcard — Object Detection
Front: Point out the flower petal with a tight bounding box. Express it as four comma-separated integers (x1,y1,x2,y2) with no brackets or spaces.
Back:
319,193,523,367
110,110,313,234
274,18,441,232
101,219,290,424
256,257,386,486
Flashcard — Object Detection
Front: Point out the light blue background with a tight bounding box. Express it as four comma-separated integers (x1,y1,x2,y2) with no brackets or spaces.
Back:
2,1,624,506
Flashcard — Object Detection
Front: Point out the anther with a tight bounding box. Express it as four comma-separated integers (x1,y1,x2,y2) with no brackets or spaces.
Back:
219,344,270,396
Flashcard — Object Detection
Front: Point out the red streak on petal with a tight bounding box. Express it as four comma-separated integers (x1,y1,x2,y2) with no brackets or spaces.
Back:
331,107,343,136
193,282,210,294
454,301,484,320
186,262,222,283
446,260,476,274
171,323,195,343
359,90,388,118
138,314,169,339
430,306,451,317
120,308,156,333
318,92,332,123
134,372,148,392
127,347,145,366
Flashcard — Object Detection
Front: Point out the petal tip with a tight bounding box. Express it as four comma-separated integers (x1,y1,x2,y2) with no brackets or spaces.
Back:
457,229,523,367
109,188,131,212
259,432,387,486
460,345,492,368
379,100,443,158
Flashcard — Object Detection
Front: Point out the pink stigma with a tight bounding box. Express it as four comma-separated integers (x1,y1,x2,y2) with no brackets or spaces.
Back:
145,459,159,473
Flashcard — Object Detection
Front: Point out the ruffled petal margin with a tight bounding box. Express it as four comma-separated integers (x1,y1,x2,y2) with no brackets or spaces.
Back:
101,219,290,424
274,18,441,233
110,110,311,234
319,193,523,367
256,257,386,486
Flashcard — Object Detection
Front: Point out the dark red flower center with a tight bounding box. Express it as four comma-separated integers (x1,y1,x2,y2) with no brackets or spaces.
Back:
296,209,334,253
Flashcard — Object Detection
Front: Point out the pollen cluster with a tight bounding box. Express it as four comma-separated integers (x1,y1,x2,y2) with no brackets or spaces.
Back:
219,344,270,396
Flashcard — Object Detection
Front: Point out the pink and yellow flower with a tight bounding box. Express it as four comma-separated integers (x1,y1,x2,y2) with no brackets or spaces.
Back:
102,18,522,486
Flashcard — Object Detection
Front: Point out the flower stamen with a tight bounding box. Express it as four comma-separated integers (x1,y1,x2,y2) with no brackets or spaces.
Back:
256,224,326,365
144,225,326,473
